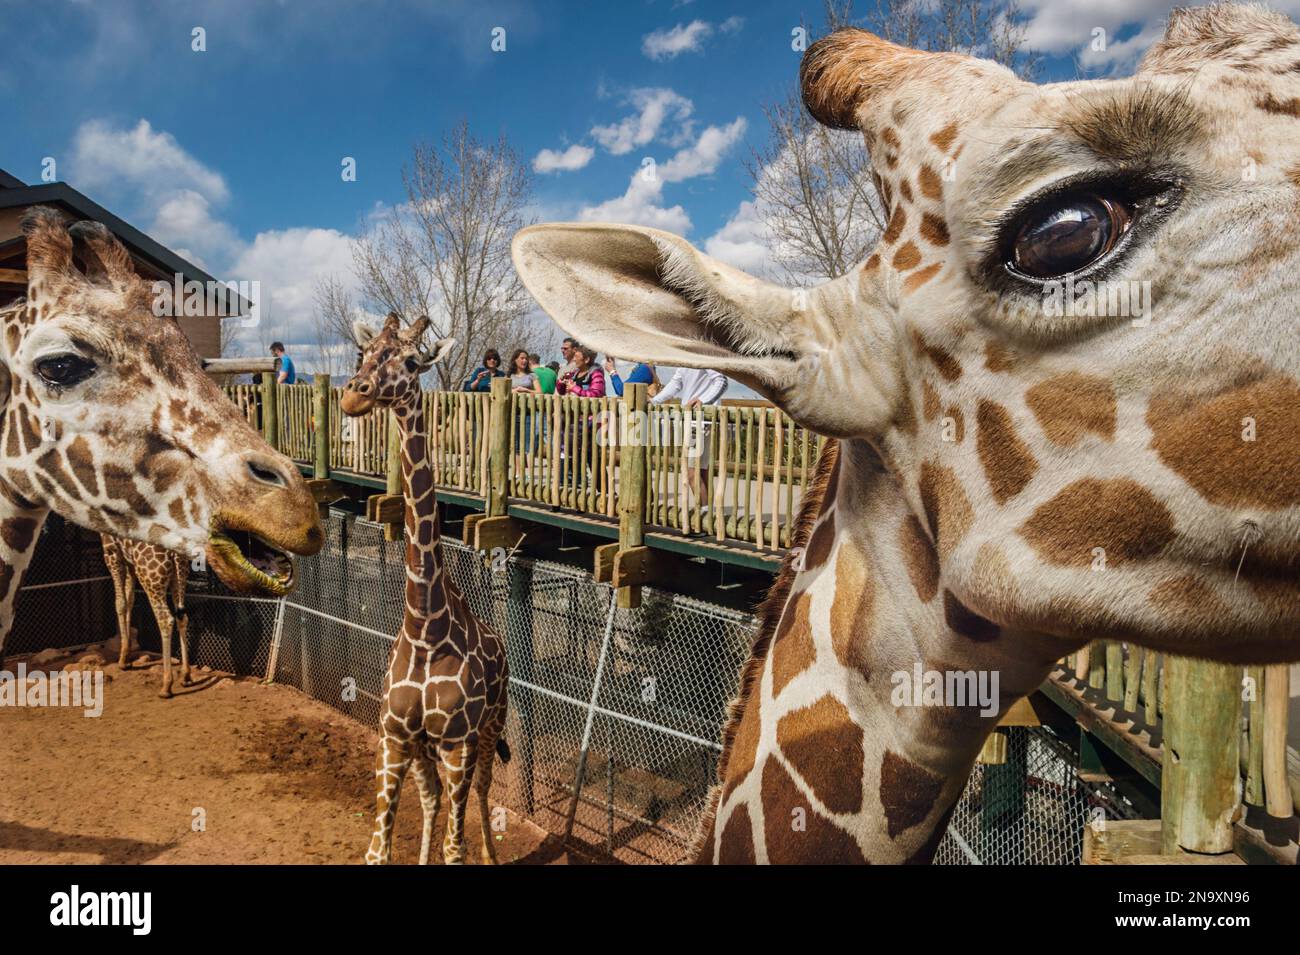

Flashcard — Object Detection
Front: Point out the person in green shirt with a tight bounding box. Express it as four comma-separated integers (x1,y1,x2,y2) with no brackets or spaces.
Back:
530,354,557,394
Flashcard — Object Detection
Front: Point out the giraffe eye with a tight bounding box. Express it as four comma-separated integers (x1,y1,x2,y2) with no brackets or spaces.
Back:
404,357,419,374
35,353,97,388
1008,194,1132,279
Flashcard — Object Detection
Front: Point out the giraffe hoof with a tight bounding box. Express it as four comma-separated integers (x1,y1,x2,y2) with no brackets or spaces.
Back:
158,687,173,699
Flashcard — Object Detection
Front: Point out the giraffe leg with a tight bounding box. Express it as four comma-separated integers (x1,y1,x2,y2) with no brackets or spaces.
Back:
145,591,175,698
412,743,443,866
475,728,502,865
172,559,192,686
438,739,478,865
117,584,135,668
366,732,414,864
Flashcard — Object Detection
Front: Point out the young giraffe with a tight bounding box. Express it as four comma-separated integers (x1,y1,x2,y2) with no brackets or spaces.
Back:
341,313,510,865
101,535,192,698
0,207,324,667
513,3,1300,863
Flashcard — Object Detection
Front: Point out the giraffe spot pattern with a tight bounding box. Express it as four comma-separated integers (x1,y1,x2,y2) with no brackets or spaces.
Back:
1147,375,1300,510
761,757,867,864
892,242,922,270
1148,573,1230,625
770,590,815,698
776,694,865,814
716,804,756,864
942,590,1001,641
899,514,940,603
918,461,974,562
1020,477,1176,567
903,262,943,292
829,541,874,672
879,749,945,839
1025,373,1117,447
975,399,1038,504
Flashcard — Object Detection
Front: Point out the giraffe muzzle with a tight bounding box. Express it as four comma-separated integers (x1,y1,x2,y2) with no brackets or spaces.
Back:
206,526,297,596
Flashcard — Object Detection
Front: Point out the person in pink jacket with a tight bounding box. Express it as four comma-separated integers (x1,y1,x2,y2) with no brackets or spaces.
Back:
556,344,606,397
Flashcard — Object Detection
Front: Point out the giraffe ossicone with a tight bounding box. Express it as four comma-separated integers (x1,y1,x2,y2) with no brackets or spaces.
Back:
512,3,1300,863
342,311,509,865
0,206,325,665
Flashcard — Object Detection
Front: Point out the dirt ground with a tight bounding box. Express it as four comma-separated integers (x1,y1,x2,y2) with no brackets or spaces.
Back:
0,646,594,865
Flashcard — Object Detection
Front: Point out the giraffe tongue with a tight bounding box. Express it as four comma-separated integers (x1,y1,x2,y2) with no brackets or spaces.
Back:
229,530,292,580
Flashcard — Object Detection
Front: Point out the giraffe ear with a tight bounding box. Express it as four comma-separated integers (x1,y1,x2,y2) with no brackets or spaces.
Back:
512,223,811,397
67,220,138,290
21,206,78,301
352,321,380,348
426,337,455,365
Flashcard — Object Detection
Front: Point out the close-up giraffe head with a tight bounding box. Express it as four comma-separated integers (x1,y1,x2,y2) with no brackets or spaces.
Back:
2,207,323,595
514,4,1300,663
340,311,455,416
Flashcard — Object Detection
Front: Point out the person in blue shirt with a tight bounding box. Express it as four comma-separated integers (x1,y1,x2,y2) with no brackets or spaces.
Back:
462,349,505,392
271,342,296,384
603,356,656,397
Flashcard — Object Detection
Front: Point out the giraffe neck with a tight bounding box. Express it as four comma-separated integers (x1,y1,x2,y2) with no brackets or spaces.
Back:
390,394,446,640
703,439,1072,864
0,487,49,663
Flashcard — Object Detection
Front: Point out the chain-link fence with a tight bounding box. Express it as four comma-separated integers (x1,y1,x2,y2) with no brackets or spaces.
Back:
11,511,1133,864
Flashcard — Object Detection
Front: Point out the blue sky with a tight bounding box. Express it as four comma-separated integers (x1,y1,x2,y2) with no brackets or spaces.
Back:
4,0,1292,365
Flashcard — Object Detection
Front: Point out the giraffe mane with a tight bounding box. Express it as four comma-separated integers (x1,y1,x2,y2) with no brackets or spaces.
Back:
1140,2,1300,73
687,436,841,862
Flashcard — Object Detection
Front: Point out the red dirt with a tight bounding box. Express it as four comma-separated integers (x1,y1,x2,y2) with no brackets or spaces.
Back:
0,647,593,865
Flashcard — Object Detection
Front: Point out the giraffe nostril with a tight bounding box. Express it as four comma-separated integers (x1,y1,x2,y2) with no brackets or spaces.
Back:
246,458,288,489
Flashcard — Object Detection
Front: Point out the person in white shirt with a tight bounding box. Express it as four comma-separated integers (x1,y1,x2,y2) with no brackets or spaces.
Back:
650,367,728,511
650,367,728,408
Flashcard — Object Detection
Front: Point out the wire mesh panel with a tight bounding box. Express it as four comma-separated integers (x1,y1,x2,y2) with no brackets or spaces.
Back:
10,511,1139,865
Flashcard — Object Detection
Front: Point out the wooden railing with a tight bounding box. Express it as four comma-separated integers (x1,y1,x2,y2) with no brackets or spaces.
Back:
224,376,824,552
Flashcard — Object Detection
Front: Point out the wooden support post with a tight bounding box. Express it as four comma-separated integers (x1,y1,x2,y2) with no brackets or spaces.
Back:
313,373,330,480
1262,664,1292,819
260,371,279,449
1161,656,1242,855
1123,644,1141,713
471,514,527,556
1244,665,1265,807
1142,649,1159,726
616,383,648,609
593,542,619,584
487,376,511,518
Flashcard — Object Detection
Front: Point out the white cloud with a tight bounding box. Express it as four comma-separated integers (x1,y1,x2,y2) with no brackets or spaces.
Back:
69,119,229,207
577,116,747,234
642,20,713,60
660,117,747,182
532,143,595,174
1014,1,1300,70
227,226,360,350
703,198,777,278
577,172,691,234
590,88,694,155
720,16,745,34
148,189,244,271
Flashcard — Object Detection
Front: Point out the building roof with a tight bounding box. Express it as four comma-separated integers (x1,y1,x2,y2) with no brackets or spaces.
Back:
0,168,251,316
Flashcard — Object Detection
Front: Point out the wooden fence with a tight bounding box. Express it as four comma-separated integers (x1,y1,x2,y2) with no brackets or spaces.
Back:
226,376,824,551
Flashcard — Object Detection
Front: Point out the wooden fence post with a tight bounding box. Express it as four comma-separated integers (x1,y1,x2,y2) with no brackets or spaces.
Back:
1160,656,1242,855
261,371,279,450
313,373,330,479
487,377,511,517
616,383,648,609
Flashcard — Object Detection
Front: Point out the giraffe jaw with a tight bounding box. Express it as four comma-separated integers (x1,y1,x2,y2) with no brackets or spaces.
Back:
207,529,297,597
